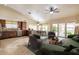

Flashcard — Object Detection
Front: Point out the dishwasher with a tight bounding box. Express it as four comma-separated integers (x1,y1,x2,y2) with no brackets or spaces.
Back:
17,30,22,37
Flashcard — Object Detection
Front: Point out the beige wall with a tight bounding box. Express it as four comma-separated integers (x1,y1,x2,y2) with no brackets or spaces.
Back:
0,5,27,21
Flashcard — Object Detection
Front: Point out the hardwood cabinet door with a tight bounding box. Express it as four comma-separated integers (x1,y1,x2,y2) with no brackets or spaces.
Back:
17,21,22,30
0,19,5,28
22,22,26,30
17,21,27,30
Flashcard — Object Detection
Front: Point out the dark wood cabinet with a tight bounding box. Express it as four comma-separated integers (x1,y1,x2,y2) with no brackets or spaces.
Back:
0,30,29,39
0,19,5,28
17,21,26,30
0,20,28,39
2,31,17,39
0,32,2,39
17,21,22,30
22,22,26,30
22,30,29,36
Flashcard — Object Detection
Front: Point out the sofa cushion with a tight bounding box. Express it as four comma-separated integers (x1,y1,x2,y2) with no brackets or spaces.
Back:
41,43,65,51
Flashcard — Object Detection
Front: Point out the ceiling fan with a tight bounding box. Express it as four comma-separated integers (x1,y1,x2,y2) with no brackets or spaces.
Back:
26,6,59,15
45,6,60,14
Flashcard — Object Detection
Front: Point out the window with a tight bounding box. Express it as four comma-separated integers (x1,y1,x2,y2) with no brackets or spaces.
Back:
52,23,75,37
59,23,65,37
42,25,48,31
6,24,17,28
66,23,75,36
29,24,37,30
6,21,17,28
38,25,41,31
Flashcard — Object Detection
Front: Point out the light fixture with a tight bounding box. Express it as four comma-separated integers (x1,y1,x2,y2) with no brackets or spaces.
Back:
50,11,54,14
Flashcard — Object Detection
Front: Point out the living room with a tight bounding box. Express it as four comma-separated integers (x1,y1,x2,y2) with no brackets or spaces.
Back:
0,4,79,55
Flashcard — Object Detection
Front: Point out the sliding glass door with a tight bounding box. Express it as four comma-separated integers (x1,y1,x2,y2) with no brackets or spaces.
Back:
52,23,75,37
59,23,65,37
42,25,48,31
52,24,58,36
66,23,75,36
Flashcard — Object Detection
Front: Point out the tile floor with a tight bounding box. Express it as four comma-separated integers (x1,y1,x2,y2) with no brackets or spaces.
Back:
0,36,34,55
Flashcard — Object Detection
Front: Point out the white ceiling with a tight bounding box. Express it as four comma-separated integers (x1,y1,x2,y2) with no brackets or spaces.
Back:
5,4,79,23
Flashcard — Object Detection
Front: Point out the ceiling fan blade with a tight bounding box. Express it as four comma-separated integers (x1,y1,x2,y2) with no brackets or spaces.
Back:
42,11,49,14
54,8,58,11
